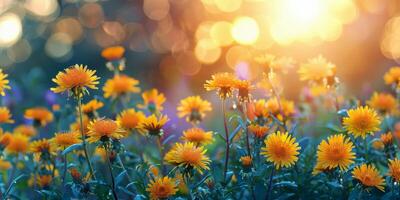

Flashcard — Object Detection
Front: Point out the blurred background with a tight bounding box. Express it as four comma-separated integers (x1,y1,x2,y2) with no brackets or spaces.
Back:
1,0,400,108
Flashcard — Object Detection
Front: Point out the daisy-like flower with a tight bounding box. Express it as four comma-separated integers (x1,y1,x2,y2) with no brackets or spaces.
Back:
384,66,400,86
367,92,397,114
164,142,211,174
0,107,13,124
352,164,385,192
87,119,126,143
316,134,355,171
70,115,90,135
372,140,384,150
81,99,104,115
103,74,140,99
138,89,166,113
250,99,269,121
52,131,81,149
380,132,393,145
24,107,54,126
0,131,12,147
30,139,56,160
248,124,269,139
138,114,169,136
177,96,212,123
116,109,145,131
240,156,252,167
13,125,37,137
5,134,29,154
266,97,295,121
180,127,213,146
298,55,336,83
261,131,300,169
0,158,11,170
233,79,254,102
204,72,237,99
146,176,178,200
0,69,10,96
51,64,100,96
342,106,381,139
388,158,400,182
101,46,125,61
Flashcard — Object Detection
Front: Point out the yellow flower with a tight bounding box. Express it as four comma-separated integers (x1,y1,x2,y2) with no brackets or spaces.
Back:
312,162,330,175
180,127,213,146
138,89,166,112
384,66,400,86
388,158,400,182
81,99,104,114
251,99,269,120
103,74,140,99
0,107,13,124
309,85,329,97
0,131,12,147
261,131,300,169
298,55,336,82
70,115,90,135
51,64,99,96
87,119,126,143
372,140,384,150
367,92,397,114
240,156,252,167
101,46,125,61
24,107,54,126
266,97,295,121
13,125,37,137
380,132,393,145
233,79,254,102
204,72,237,99
248,124,269,139
37,175,53,188
0,69,10,96
316,134,355,171
177,96,212,123
53,131,81,149
164,142,211,174
146,176,178,200
138,114,169,136
30,139,56,158
0,158,11,170
5,134,29,154
116,109,145,131
342,106,381,139
352,164,385,192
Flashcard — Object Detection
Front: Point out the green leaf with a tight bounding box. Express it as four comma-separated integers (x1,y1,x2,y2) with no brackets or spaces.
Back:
115,170,127,186
326,123,344,133
274,181,298,189
228,125,242,142
62,143,83,155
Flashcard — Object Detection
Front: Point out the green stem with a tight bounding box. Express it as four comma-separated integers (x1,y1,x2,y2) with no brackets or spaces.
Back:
222,100,230,183
77,96,96,180
117,154,132,183
104,144,118,200
265,167,275,200
156,137,165,175
241,104,251,156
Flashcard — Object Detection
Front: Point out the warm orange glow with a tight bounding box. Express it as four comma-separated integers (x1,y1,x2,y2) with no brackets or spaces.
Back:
231,16,259,45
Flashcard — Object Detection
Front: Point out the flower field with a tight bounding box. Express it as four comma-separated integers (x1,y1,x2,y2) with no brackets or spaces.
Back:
1,0,400,200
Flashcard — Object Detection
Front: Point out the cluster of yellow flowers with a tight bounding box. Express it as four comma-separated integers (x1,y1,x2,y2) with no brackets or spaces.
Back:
1,47,400,199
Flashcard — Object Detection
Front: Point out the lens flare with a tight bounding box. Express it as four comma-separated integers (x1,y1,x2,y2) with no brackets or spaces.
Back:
0,13,22,47
231,16,259,45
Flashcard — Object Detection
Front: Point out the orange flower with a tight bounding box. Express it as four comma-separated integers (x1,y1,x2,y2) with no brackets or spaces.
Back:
138,89,166,112
81,99,104,114
138,114,169,136
53,131,81,149
51,64,99,96
380,132,393,145
204,72,237,99
388,158,400,182
248,124,269,139
240,156,252,167
5,134,29,154
116,109,145,131
70,115,90,135
233,79,254,102
87,119,126,143
0,107,13,124
180,127,213,146
177,96,212,123
101,46,125,61
30,139,56,159
24,107,54,126
384,66,400,86
103,74,140,99
352,164,385,192
367,92,397,114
